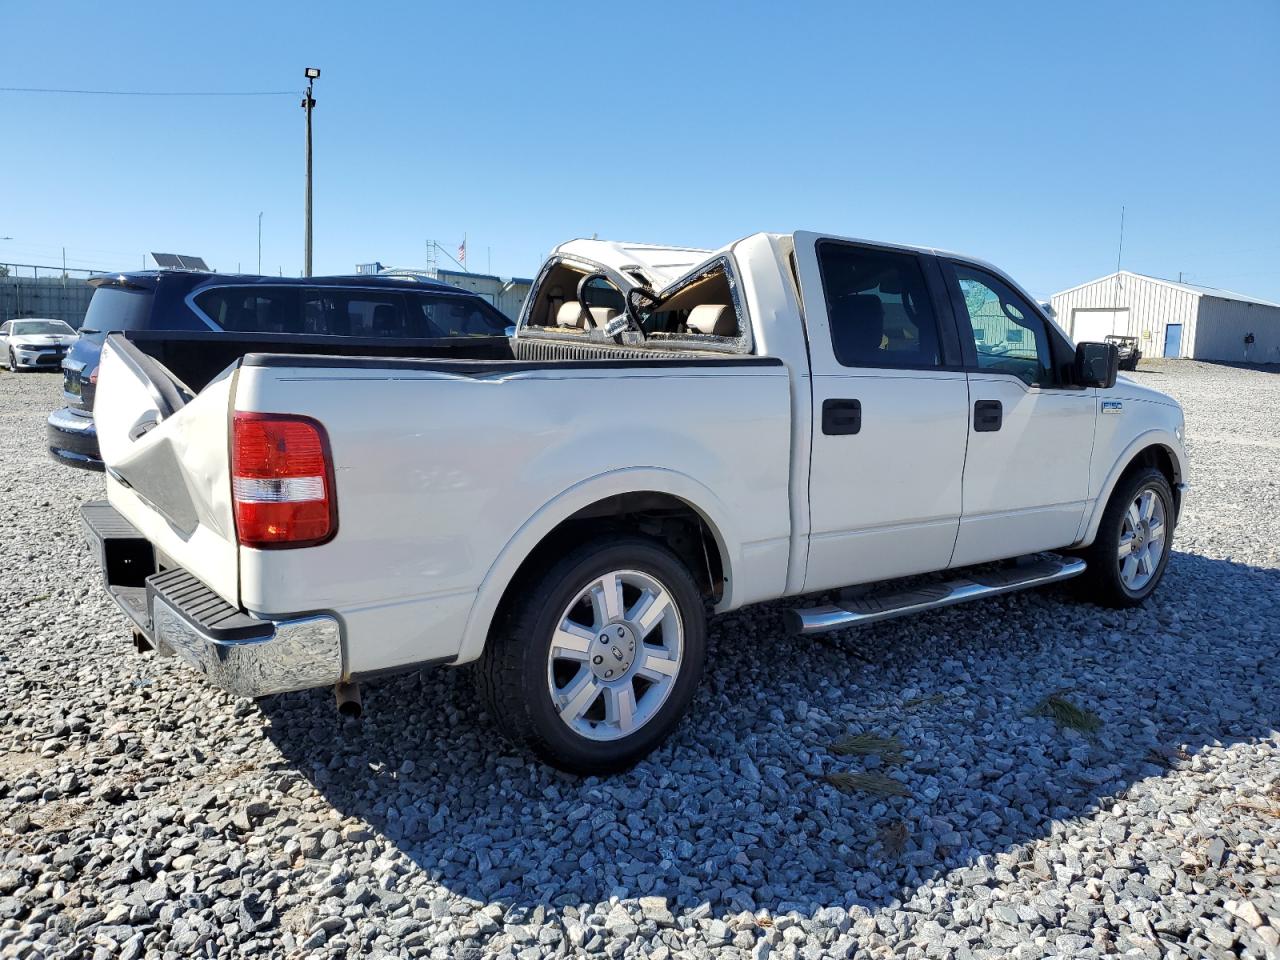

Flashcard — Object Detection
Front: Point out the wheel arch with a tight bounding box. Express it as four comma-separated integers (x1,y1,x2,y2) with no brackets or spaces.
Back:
455,468,739,665
1078,431,1184,546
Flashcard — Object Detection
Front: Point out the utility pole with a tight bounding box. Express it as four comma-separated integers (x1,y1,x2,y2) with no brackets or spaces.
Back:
258,211,263,274
302,67,320,277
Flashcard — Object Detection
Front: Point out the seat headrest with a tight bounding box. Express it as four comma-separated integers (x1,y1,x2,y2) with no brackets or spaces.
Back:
372,303,398,334
843,294,885,322
687,304,736,336
834,295,886,355
557,300,587,327
556,301,619,329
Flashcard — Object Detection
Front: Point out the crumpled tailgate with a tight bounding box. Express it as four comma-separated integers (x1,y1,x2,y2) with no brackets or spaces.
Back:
94,338,241,606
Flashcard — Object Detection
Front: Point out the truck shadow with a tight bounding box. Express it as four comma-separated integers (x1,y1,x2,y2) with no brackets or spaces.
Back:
259,549,1278,919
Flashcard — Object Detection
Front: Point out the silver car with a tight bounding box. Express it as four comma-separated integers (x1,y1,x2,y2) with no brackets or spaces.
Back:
0,318,78,371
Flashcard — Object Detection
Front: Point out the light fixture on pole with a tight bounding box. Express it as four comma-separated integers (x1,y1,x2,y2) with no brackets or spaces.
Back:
257,211,263,274
302,67,320,277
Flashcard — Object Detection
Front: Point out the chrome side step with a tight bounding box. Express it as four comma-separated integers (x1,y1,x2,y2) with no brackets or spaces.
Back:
785,555,1087,636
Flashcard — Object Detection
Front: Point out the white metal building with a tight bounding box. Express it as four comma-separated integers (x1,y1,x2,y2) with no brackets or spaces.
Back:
1051,271,1280,363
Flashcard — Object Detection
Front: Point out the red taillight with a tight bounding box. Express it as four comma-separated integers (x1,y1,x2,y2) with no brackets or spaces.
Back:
232,413,336,548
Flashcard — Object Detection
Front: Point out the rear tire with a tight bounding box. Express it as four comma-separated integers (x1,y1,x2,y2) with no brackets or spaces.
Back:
1073,467,1173,607
476,536,707,774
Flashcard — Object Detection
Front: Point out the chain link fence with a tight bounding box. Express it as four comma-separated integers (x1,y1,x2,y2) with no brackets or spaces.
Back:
0,263,104,329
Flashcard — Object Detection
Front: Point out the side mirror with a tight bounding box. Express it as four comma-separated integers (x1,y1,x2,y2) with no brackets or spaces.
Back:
1075,341,1119,388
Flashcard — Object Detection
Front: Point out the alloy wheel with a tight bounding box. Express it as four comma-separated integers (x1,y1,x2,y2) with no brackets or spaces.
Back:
546,568,684,742
1118,487,1167,592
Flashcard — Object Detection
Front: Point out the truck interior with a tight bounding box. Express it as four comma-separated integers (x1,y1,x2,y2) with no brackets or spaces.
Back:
523,257,750,354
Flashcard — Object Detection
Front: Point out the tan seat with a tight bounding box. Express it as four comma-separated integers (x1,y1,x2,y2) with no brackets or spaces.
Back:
686,304,737,336
556,300,619,329
545,287,565,327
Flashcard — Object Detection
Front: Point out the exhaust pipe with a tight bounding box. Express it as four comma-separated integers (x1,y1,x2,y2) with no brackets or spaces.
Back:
335,681,362,719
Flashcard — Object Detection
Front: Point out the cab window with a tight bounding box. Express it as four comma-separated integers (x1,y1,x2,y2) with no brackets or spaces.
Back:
949,264,1053,386
816,242,944,369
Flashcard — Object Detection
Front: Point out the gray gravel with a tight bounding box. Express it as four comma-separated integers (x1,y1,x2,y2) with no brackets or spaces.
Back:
1,359,1277,960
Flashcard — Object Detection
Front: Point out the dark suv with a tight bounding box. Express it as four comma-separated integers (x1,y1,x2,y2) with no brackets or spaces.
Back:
48,271,513,470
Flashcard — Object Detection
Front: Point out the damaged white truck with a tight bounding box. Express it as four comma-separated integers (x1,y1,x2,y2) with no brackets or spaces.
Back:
83,232,1188,772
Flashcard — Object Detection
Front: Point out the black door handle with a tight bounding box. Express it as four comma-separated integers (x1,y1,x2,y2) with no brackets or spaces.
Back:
822,398,862,435
973,399,1002,432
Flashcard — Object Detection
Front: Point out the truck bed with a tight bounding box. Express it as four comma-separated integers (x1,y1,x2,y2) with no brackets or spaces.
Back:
122,329,754,395
96,330,792,676
121,329,515,394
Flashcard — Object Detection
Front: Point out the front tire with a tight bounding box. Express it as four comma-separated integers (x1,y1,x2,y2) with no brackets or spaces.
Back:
1074,467,1174,607
476,536,707,774
4,349,14,371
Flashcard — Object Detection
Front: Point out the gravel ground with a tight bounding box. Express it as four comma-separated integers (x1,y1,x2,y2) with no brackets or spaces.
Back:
1,360,1277,960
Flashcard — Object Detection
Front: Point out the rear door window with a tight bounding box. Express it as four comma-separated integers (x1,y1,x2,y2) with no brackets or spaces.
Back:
302,290,408,337
194,287,301,333
816,242,945,369
409,293,510,337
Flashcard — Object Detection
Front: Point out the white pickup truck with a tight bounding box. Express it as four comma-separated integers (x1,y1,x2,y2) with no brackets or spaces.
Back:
83,232,1187,772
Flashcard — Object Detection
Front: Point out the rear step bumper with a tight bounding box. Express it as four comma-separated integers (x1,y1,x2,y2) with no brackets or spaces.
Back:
786,555,1086,636
81,500,343,698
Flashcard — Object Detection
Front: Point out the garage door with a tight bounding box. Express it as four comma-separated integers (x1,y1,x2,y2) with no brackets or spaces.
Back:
1071,308,1129,343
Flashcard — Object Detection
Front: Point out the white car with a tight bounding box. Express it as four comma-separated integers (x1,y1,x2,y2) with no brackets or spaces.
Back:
0,318,78,371
83,230,1187,773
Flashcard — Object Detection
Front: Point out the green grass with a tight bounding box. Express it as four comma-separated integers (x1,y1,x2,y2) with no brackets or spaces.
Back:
1033,693,1103,735
822,771,911,798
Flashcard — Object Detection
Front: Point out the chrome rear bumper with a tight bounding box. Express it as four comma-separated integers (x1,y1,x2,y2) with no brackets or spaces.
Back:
150,598,342,698
81,500,343,698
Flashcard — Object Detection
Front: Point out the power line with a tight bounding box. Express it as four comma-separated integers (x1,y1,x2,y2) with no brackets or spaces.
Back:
0,86,295,97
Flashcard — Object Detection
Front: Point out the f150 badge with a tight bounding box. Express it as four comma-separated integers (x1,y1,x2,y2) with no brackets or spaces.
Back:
1101,400,1124,414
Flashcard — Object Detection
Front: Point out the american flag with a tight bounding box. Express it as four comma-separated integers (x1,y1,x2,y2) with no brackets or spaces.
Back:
457,238,466,266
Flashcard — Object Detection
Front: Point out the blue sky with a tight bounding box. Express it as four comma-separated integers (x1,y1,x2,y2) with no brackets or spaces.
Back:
2,1,1277,301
